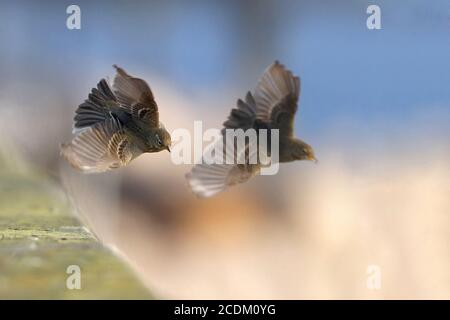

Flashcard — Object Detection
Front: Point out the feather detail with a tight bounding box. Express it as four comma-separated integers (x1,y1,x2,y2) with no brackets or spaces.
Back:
186,137,261,197
61,118,137,173
253,61,300,123
73,79,118,132
112,65,159,127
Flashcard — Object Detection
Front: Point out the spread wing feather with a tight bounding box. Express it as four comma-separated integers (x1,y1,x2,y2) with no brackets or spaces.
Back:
253,61,300,136
186,138,261,198
112,65,159,127
73,79,118,132
61,118,137,173
222,92,257,134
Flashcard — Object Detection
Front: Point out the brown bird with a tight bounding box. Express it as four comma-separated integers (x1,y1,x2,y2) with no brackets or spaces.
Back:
186,61,316,197
61,65,171,173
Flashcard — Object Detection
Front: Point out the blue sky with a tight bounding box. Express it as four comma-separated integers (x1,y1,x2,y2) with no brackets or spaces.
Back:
1,0,449,141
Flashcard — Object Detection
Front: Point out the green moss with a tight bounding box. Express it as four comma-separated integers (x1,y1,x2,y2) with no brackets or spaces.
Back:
0,158,152,299
0,242,151,299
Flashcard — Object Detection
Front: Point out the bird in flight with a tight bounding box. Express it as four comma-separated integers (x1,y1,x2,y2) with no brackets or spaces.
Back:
186,61,316,197
61,65,171,173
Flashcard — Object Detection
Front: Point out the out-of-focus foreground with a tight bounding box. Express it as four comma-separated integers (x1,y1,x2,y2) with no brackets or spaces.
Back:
0,144,151,299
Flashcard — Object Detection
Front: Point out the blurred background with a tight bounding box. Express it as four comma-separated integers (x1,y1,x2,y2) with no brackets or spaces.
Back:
0,0,449,298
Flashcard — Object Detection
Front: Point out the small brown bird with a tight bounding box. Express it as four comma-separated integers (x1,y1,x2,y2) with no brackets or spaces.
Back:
61,65,171,173
186,61,316,197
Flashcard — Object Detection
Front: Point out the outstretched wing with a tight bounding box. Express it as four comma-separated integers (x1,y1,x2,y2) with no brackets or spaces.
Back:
112,65,159,128
186,138,261,198
222,91,257,134
73,79,119,132
61,118,138,173
253,61,300,137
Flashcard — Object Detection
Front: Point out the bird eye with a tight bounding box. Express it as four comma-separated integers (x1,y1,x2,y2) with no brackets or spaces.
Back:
303,148,308,154
156,134,163,146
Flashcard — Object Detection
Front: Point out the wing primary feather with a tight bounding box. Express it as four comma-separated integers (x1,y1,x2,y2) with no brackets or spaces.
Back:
73,79,118,132
112,65,159,127
253,61,300,122
62,118,136,173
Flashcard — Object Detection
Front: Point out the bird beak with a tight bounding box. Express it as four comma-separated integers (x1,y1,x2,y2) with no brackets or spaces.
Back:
308,155,318,163
166,146,171,153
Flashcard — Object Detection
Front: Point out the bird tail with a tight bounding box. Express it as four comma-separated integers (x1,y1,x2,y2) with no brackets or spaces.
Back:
73,79,118,133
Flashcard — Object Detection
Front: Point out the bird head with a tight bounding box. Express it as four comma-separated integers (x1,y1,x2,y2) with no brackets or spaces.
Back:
293,140,317,163
154,125,172,152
